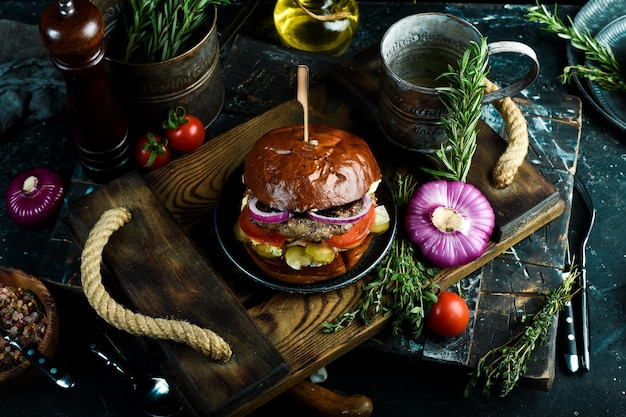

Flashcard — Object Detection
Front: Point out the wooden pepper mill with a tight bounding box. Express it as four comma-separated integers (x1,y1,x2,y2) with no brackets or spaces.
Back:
40,0,131,183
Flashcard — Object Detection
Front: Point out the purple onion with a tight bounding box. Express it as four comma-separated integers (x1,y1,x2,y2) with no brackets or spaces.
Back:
405,180,495,268
247,196,293,223
5,167,66,228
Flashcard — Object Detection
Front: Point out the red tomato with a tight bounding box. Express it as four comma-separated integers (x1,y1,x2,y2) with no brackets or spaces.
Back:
425,291,470,337
163,106,205,152
238,206,287,247
135,132,172,169
325,204,376,249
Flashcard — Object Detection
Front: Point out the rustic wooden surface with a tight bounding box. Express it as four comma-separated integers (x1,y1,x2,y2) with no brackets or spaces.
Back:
66,171,288,417
365,74,582,391
52,33,581,415
65,104,576,417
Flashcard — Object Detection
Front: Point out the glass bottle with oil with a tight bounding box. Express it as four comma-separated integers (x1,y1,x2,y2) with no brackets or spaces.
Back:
274,0,359,56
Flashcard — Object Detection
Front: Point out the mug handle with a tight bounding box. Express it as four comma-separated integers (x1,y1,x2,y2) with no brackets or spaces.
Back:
482,41,540,103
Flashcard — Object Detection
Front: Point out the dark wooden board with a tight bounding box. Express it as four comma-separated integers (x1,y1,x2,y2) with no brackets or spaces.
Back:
367,88,582,391
66,171,288,417
64,96,570,416
55,35,580,415
327,38,582,391
468,258,564,390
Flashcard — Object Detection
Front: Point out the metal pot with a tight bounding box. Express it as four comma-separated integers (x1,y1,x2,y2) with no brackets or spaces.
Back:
94,1,224,133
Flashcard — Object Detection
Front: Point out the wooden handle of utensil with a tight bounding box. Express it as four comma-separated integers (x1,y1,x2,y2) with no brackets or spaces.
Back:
288,379,373,417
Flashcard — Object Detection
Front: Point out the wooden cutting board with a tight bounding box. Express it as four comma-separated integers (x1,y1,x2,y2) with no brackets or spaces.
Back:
66,169,289,417
66,102,566,417
62,36,576,415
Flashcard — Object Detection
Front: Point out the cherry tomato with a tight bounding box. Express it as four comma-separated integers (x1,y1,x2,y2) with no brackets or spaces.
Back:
325,204,376,249
238,206,287,247
425,290,470,337
163,106,205,152
135,132,172,169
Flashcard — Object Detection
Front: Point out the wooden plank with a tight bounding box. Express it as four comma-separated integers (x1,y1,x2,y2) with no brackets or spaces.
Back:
368,89,581,391
331,38,581,391
469,291,558,391
67,171,287,417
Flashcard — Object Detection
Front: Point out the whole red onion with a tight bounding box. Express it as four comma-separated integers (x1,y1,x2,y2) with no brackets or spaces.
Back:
405,180,495,268
5,167,66,228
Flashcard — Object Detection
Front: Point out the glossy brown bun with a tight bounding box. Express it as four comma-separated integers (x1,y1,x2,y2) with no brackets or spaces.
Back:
245,236,373,285
243,124,382,212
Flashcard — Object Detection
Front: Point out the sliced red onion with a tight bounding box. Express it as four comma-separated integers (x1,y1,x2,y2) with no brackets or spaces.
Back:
5,167,66,228
404,180,494,268
247,196,292,223
308,194,372,225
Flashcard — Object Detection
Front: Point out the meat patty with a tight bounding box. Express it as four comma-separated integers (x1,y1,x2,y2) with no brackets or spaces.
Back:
251,198,367,242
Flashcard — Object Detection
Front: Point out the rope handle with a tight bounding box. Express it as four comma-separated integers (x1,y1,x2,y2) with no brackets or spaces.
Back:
80,207,232,363
485,78,529,189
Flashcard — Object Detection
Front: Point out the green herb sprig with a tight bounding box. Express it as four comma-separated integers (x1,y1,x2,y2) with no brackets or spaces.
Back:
121,0,230,64
464,266,579,398
324,41,490,338
323,174,440,339
527,2,626,92
423,38,489,183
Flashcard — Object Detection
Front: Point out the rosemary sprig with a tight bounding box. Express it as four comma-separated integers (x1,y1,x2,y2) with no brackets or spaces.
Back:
324,42,490,337
423,38,489,183
527,2,626,92
121,0,230,64
323,173,440,339
464,266,579,398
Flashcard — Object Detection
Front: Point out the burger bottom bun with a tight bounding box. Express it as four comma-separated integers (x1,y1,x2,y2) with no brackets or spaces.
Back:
244,235,373,285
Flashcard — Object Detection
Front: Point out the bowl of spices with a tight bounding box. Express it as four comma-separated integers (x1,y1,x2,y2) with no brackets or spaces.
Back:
0,266,60,389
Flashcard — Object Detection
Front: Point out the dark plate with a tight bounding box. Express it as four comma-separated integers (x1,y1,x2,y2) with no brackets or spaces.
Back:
214,166,398,294
588,15,626,128
566,0,626,131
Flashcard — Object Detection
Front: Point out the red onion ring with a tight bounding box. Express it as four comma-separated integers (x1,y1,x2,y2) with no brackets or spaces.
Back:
307,194,372,225
247,197,293,223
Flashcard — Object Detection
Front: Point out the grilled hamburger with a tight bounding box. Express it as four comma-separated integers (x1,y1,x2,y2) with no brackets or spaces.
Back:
234,124,389,285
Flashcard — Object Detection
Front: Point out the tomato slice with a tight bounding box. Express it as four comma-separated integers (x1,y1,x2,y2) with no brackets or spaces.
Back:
238,206,287,247
326,204,376,249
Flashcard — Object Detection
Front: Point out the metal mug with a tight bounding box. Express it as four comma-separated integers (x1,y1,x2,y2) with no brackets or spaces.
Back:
378,12,540,152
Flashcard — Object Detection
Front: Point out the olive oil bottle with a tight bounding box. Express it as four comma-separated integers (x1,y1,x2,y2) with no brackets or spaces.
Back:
274,0,359,56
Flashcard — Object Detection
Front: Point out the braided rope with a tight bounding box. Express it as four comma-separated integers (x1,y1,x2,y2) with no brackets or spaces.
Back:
80,207,232,363
484,78,529,189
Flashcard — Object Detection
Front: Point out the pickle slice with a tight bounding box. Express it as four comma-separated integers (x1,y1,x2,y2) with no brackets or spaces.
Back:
284,246,313,270
305,243,336,265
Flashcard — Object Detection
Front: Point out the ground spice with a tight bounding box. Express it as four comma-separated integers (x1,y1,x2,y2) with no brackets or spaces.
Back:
0,284,47,371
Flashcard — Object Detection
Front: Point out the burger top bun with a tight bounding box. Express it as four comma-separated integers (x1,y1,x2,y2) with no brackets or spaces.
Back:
244,124,382,212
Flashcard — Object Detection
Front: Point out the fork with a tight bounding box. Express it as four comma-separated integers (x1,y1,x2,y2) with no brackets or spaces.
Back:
574,176,596,372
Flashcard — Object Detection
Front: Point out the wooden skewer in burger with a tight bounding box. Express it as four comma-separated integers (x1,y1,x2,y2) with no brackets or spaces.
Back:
233,65,390,285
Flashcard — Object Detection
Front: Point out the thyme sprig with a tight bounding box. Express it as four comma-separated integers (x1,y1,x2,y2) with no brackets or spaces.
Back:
121,0,230,64
423,38,489,183
465,266,579,398
323,174,440,339
527,2,626,92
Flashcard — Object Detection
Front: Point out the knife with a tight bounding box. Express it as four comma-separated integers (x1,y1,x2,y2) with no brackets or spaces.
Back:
1,328,75,389
560,241,580,373
574,176,596,372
